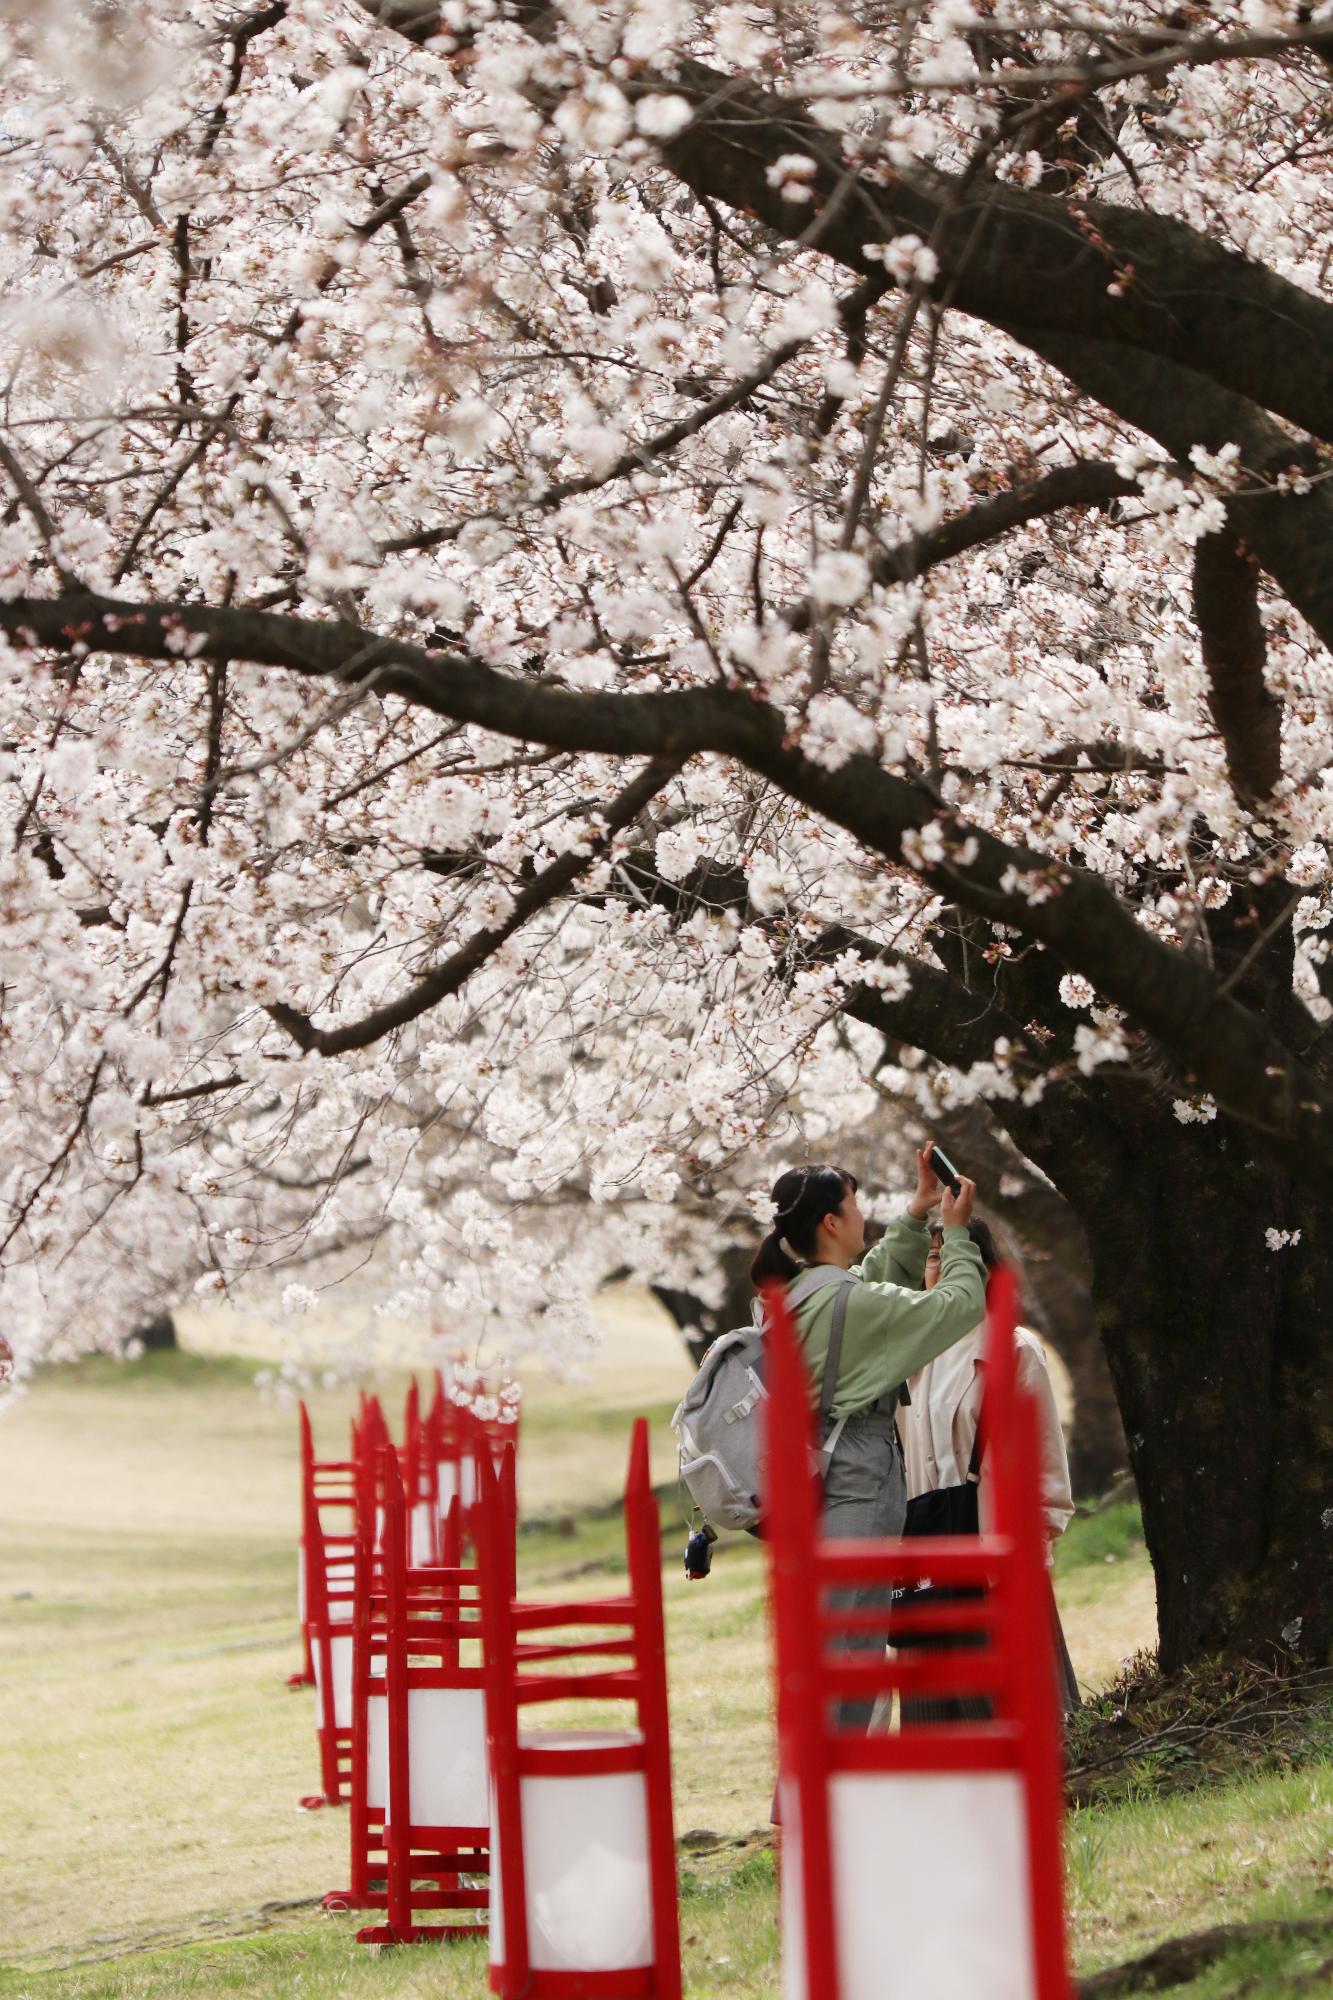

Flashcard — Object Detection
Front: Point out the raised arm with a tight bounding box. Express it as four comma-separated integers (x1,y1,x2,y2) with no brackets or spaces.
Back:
849,1226,986,1384
854,1141,944,1288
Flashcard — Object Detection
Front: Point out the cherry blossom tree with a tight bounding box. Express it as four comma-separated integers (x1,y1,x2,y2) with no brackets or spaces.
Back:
1,0,1330,1667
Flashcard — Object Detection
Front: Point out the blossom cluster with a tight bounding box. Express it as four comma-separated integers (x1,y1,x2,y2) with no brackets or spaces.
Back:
0,0,1328,1379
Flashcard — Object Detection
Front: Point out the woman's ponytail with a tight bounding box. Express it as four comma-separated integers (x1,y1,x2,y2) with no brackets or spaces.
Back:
750,1163,858,1289
751,1227,802,1287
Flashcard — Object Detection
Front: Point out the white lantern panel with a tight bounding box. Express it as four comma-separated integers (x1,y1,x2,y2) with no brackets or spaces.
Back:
490,1730,652,1974
490,1777,506,1966
314,1633,354,1731
384,1687,488,1829
823,1770,1035,2000
366,1691,387,1812
411,1502,436,1567
437,1459,477,1515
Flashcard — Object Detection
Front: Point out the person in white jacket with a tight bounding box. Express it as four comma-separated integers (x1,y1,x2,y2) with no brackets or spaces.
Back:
897,1219,1080,1718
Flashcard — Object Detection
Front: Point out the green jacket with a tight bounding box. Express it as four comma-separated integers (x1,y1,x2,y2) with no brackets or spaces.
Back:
789,1213,986,1420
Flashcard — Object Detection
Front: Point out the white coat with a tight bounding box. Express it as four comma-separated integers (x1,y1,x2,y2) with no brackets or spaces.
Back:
897,1327,1076,1560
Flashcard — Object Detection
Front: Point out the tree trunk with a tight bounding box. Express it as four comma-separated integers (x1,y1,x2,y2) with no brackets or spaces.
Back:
1019,1251,1128,1499
651,1241,756,1367
935,1103,1128,1496
1042,1103,1330,1671
134,1311,178,1353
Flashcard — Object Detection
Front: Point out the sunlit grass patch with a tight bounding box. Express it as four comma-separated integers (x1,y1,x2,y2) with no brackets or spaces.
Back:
1058,1498,1145,1573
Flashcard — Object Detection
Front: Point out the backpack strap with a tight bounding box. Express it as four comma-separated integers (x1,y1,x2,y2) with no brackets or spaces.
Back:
818,1279,853,1429
816,1278,855,1469
773,1268,856,1468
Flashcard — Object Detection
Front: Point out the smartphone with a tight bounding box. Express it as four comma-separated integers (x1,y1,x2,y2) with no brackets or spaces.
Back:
928,1144,962,1197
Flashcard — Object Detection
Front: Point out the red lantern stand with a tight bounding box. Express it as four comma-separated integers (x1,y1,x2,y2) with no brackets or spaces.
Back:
426,1372,522,1553
325,1395,394,1917
427,1372,478,1542
396,1379,436,1571
477,1418,681,2000
347,1437,498,1943
764,1267,1072,2000
304,1454,360,1808
290,1400,358,1689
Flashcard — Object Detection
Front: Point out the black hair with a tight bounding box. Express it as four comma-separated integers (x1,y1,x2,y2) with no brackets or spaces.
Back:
967,1218,1001,1271
751,1164,858,1287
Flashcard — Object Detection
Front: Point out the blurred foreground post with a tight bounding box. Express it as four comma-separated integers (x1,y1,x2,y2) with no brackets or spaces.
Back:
764,1268,1071,2000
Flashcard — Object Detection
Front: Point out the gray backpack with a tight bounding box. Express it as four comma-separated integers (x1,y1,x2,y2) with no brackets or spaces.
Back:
670,1268,855,1533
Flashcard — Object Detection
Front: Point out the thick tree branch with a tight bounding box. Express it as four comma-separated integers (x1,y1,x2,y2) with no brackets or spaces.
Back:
647,63,1333,450
1193,528,1281,801
5,590,1330,1178
350,11,1333,446
826,928,1033,1073
680,84,1333,655
1012,327,1333,659
267,754,682,1054
785,460,1138,633
350,14,1333,658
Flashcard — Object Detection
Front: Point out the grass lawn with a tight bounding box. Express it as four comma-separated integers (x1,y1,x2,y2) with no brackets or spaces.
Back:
1,1309,1328,1998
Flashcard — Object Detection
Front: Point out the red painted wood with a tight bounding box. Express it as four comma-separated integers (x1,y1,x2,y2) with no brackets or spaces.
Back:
378,1444,492,1946
480,1420,681,2000
761,1267,1074,2000
762,1279,842,2000
516,1741,645,1777
478,1437,530,1995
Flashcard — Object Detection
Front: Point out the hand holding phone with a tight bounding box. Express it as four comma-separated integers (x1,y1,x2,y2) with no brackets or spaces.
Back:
940,1175,976,1228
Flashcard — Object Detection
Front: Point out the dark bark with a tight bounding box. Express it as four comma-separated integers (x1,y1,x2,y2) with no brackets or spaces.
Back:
133,1311,178,1352
932,1104,1128,1496
651,1242,756,1367
1016,1097,1331,1672
648,60,1333,446
1021,1253,1128,1499
1193,530,1281,802
345,9,1333,659
1016,326,1333,660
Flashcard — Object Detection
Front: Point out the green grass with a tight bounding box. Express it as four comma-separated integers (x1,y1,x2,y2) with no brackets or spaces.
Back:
1,1326,1328,1999
1057,1498,1145,1573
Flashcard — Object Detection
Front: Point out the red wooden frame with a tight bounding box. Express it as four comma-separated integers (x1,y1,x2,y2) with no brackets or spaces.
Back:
424,1370,521,1555
324,1396,392,1917
289,1400,357,1692
293,1398,362,1804
763,1267,1072,2000
477,1418,681,2000
348,1432,498,1943
303,1450,359,1808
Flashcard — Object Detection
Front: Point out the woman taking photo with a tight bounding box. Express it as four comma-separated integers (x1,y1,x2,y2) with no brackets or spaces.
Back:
752,1143,986,1726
